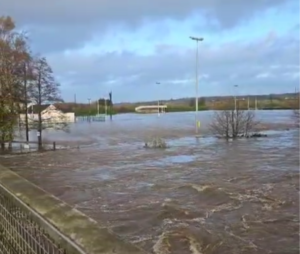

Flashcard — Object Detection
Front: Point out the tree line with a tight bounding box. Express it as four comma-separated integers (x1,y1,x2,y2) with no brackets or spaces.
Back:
0,16,62,150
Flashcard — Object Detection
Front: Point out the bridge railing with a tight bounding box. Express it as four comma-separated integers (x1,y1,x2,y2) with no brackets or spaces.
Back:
0,165,147,254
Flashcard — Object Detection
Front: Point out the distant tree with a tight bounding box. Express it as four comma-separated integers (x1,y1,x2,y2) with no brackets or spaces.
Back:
28,56,63,150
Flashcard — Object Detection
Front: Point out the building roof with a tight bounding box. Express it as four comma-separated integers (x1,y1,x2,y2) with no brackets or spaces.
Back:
135,105,167,110
28,104,72,114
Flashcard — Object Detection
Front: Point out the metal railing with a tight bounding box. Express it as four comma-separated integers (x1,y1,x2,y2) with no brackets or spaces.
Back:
0,165,148,254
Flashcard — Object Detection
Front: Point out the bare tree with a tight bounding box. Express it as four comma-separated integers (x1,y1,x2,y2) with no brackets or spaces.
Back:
210,99,259,139
28,56,63,150
10,37,35,143
21,61,31,141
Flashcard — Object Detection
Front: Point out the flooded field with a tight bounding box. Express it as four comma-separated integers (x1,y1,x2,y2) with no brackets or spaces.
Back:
1,111,299,254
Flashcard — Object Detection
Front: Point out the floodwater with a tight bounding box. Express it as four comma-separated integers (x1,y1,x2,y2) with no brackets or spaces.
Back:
1,111,299,254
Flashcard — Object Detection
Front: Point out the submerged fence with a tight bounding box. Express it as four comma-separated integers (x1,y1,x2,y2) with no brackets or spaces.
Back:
0,165,147,254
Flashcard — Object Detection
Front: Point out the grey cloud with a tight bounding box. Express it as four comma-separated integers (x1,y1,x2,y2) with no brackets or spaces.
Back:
1,0,292,52
25,24,96,54
45,32,299,102
2,0,287,26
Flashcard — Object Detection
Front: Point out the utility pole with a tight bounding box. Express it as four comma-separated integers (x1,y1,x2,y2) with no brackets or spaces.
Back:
190,36,204,136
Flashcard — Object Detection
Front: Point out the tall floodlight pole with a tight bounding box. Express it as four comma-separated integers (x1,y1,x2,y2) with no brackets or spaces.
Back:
88,98,91,114
156,82,160,116
255,97,258,110
104,98,108,115
190,36,203,135
247,97,250,110
234,85,238,111
97,99,100,115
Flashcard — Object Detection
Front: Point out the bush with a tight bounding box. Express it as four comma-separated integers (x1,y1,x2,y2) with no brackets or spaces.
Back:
144,137,167,149
210,100,259,139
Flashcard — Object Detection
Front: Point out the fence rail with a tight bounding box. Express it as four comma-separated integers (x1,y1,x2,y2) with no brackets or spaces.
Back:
75,115,106,122
0,141,103,155
0,165,147,254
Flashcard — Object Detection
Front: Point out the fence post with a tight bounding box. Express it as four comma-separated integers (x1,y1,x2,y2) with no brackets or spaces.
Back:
53,142,56,151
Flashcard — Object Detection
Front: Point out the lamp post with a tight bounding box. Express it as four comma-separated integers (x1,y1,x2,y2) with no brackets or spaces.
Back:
190,36,203,135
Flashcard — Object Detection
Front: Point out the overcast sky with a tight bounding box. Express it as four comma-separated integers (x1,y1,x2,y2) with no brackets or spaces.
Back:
1,0,299,102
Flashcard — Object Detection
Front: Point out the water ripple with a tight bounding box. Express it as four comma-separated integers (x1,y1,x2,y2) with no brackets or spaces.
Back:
1,111,298,254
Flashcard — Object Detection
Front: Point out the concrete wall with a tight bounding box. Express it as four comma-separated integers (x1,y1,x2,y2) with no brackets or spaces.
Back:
0,164,148,254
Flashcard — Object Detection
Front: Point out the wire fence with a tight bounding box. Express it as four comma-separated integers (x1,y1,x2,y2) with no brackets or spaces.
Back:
0,184,68,254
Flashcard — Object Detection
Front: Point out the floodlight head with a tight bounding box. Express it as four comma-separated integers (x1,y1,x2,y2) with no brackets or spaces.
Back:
189,36,204,41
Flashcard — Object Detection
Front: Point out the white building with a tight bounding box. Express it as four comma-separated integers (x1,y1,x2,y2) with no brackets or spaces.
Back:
20,104,75,123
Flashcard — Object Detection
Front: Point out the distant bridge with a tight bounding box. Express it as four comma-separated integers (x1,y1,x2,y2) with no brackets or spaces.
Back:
135,105,167,113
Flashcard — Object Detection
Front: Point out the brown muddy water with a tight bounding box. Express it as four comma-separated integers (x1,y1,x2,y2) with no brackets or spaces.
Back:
1,111,299,254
